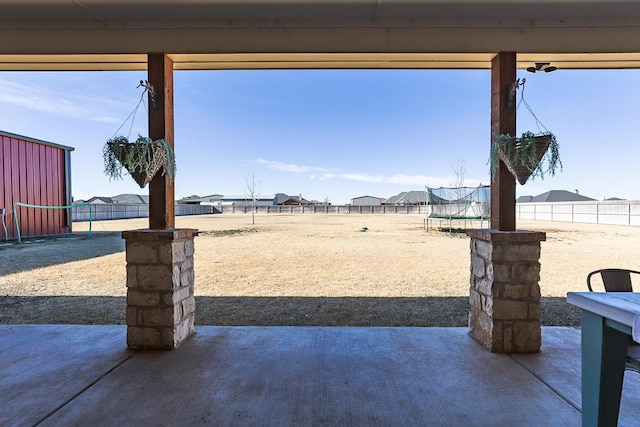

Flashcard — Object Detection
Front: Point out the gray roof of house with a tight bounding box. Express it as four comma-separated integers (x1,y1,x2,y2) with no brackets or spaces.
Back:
384,191,427,205
181,194,223,201
274,193,311,204
112,194,149,204
87,196,113,204
177,193,313,205
525,190,596,203
352,195,381,200
517,195,534,203
178,194,266,203
86,194,149,204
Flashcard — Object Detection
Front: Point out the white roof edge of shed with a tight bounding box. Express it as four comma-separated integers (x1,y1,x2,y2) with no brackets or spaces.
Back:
0,130,75,152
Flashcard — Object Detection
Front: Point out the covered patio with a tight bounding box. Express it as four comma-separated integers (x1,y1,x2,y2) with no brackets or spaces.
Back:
1,325,639,426
3,0,640,425
2,0,638,351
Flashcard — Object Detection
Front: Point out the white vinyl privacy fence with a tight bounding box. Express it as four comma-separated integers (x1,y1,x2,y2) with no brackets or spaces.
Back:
217,205,430,214
516,201,640,226
72,204,215,221
70,201,640,226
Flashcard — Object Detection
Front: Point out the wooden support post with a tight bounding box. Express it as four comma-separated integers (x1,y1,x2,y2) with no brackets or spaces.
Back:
147,53,175,230
490,52,516,231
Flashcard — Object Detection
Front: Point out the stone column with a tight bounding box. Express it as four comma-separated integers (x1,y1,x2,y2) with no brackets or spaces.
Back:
122,228,198,350
467,229,546,353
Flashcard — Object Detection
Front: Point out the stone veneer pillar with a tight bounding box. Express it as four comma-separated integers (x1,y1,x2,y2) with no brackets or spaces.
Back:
466,229,546,353
122,228,198,350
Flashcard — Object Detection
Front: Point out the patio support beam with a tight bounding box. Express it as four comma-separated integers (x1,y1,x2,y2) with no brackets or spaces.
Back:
467,52,546,353
148,53,175,230
123,228,197,350
490,52,516,231
121,53,197,350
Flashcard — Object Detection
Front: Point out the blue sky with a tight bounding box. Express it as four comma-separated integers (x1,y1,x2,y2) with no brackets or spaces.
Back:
1,68,640,204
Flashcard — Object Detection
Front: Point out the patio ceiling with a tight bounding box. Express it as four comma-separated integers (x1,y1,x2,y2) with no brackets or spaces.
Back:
2,0,640,71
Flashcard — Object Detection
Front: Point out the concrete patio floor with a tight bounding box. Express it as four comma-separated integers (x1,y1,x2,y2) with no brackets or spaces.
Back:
1,326,639,426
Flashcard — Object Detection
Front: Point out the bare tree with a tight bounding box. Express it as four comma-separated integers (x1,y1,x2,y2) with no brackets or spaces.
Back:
450,160,469,217
450,160,468,190
244,172,262,225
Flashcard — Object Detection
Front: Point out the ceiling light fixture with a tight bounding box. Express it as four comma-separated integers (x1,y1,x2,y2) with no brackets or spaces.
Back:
526,62,558,73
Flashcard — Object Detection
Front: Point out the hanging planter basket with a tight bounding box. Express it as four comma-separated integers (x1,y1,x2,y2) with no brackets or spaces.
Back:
490,131,561,185
487,78,563,185
103,135,176,188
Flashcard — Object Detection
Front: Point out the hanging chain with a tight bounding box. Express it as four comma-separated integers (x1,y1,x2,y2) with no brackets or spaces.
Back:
513,77,550,135
110,82,152,139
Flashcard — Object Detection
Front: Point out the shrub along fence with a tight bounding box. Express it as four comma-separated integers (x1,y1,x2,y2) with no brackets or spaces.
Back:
516,200,640,226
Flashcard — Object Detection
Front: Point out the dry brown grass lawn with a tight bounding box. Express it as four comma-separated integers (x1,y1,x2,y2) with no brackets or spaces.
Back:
2,214,636,326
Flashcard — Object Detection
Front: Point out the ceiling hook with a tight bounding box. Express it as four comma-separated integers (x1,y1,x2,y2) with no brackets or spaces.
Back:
507,77,525,108
137,80,157,110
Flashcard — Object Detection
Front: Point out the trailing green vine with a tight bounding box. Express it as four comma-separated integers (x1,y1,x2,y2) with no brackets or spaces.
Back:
103,135,176,182
489,131,562,182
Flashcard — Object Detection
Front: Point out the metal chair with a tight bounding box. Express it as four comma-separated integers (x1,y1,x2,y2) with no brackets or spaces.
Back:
586,268,640,374
628,346,640,374
586,268,640,292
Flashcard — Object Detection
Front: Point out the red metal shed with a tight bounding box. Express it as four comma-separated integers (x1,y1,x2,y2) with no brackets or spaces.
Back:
0,130,74,240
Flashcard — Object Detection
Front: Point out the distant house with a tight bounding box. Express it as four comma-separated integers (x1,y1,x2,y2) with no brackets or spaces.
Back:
516,195,534,203
274,193,311,205
178,194,224,205
178,192,314,206
112,194,149,204
86,196,113,204
224,195,275,206
86,194,148,204
177,194,278,206
351,196,381,206
384,191,427,205
517,190,596,203
208,194,274,206
280,198,301,205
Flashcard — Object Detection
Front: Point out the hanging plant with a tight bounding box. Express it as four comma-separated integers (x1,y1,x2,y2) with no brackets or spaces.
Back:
102,81,176,188
490,131,561,185
103,135,176,188
488,78,562,185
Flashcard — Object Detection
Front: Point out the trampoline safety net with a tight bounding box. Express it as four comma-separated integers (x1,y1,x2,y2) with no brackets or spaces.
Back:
426,185,490,219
